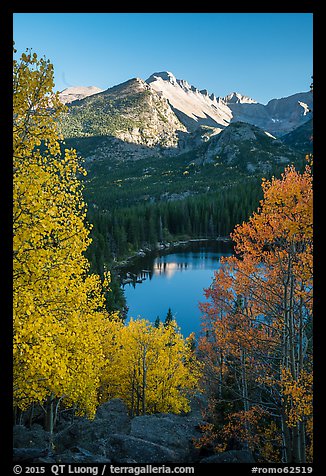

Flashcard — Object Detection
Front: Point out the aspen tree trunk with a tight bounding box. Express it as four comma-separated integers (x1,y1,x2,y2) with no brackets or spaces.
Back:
13,406,18,425
292,425,301,463
45,394,55,435
241,348,250,450
288,281,301,463
130,367,137,417
54,396,64,428
298,294,305,373
281,411,292,463
130,378,135,417
218,352,223,400
136,376,141,416
298,292,307,462
299,421,306,463
282,278,293,463
288,249,304,463
281,248,305,463
136,360,142,416
281,404,294,462
142,346,147,415
29,402,34,428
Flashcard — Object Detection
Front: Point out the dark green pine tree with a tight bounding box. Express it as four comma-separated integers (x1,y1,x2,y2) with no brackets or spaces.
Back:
164,307,173,327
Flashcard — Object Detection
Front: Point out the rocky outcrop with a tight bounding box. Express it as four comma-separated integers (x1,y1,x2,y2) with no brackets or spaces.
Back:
61,77,187,154
105,434,179,463
223,92,257,104
200,121,301,172
13,398,255,464
13,424,50,449
226,91,312,137
13,448,50,463
200,450,255,463
146,71,312,137
147,71,231,131
280,118,313,153
130,413,204,462
53,398,131,456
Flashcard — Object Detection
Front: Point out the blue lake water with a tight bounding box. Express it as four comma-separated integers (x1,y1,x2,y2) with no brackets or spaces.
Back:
122,241,233,338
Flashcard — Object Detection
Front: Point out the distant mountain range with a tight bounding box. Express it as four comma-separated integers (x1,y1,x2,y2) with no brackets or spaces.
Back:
56,72,313,268
146,71,312,137
60,71,312,137
59,71,312,176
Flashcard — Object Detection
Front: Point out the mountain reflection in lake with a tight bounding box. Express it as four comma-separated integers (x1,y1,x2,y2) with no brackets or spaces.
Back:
122,241,233,337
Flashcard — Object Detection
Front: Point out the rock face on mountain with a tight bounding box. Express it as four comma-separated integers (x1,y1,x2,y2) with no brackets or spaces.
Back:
226,91,312,137
60,77,187,153
280,118,313,153
59,71,312,168
223,92,257,104
146,71,312,137
200,121,301,173
146,71,231,131
59,86,103,104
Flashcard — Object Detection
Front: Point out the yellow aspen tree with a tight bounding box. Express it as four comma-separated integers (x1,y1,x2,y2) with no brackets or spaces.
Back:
100,318,201,415
13,48,116,430
145,322,201,414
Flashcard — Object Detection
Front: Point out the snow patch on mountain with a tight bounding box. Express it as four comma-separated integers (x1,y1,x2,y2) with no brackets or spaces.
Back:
298,101,310,116
264,131,277,139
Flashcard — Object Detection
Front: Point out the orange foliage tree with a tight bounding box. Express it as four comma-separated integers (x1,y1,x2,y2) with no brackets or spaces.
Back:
198,161,313,463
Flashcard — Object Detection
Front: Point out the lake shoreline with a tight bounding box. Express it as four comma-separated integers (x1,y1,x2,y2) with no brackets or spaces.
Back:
112,236,232,272
117,239,234,336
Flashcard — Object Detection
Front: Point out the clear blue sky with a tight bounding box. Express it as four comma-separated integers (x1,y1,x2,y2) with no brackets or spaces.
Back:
13,13,313,104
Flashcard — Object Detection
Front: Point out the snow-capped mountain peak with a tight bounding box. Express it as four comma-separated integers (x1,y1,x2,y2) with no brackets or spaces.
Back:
223,92,257,104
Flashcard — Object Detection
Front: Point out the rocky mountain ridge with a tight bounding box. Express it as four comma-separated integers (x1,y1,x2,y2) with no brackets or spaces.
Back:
60,77,187,153
146,71,312,137
226,90,312,136
199,121,300,173
146,71,232,131
59,71,311,178
280,118,313,152
223,91,257,104
59,71,312,154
